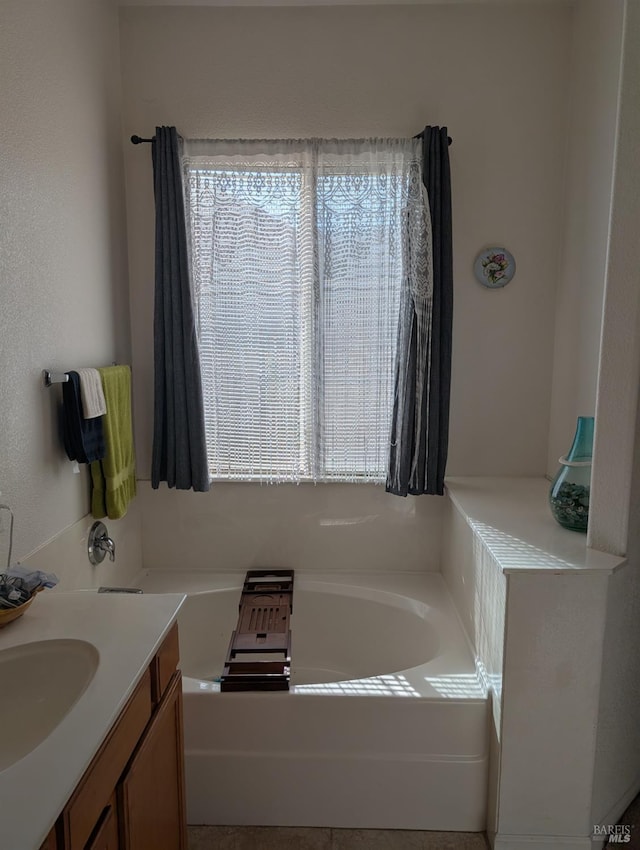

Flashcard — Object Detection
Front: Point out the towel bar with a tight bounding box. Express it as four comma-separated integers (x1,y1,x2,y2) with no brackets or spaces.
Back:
43,364,119,387
43,370,69,387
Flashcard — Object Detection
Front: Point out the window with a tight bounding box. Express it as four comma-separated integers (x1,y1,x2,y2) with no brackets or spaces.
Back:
183,138,424,483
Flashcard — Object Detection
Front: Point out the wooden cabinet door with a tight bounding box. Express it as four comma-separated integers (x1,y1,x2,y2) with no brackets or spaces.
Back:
85,796,118,850
39,828,58,850
151,623,180,705
62,669,152,850
119,672,186,850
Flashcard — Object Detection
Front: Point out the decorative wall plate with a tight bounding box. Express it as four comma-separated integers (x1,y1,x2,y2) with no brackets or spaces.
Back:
474,247,516,289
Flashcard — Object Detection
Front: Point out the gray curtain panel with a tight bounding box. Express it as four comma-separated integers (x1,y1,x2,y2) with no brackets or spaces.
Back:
386,126,453,496
151,126,210,491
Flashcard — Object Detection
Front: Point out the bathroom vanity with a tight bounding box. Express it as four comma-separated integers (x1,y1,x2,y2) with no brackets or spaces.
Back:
0,591,186,850
43,624,183,850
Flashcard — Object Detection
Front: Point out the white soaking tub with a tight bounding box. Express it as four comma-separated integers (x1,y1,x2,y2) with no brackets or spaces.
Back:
137,570,488,832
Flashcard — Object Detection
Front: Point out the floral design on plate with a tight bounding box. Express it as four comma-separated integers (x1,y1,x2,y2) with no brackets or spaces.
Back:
474,247,516,288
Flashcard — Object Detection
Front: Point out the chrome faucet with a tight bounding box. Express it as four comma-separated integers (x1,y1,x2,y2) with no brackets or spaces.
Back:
96,533,116,562
88,521,116,565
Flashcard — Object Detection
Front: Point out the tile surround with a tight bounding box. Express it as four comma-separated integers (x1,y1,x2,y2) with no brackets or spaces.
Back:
19,502,142,591
140,481,443,573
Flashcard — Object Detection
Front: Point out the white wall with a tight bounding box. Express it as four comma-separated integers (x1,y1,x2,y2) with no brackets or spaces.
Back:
591,560,640,829
119,3,572,569
547,0,624,478
589,0,640,558
0,0,140,576
591,398,640,825
496,571,610,848
590,0,640,825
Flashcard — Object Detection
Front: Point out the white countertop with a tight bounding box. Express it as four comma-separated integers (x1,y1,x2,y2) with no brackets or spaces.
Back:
0,590,185,850
446,477,626,575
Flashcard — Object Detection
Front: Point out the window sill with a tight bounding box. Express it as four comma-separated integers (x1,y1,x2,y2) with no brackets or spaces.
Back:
207,475,388,486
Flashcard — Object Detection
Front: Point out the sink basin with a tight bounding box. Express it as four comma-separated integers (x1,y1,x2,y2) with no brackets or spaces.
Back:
0,639,99,771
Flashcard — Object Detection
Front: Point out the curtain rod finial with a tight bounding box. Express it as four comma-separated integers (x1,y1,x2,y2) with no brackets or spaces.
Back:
131,134,155,145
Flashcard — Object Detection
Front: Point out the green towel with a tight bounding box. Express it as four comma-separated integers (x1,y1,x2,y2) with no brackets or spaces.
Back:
90,366,136,520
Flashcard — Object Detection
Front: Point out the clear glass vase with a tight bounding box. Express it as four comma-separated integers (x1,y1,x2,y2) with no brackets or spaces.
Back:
549,416,594,533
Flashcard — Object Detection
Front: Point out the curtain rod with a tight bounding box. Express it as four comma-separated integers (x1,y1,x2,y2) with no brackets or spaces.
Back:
413,132,453,146
131,133,453,146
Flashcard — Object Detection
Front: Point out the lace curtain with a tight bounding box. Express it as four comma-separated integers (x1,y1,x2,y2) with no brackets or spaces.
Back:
182,136,432,484
386,126,453,496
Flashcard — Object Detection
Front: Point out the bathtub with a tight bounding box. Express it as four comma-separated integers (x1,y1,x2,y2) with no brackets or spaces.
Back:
138,570,488,831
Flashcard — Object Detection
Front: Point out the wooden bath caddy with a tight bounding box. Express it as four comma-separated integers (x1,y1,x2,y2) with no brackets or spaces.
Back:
220,569,294,692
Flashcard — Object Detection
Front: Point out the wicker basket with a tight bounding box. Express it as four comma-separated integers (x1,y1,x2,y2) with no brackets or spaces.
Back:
0,592,37,628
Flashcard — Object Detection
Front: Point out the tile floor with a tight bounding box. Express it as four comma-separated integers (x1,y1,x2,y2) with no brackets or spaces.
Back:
189,790,640,848
188,826,490,850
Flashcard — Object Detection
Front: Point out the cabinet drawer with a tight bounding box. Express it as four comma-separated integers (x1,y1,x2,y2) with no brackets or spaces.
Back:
152,623,179,704
64,668,152,850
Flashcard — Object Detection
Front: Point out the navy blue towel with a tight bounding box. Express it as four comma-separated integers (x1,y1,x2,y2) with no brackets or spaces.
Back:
62,371,105,463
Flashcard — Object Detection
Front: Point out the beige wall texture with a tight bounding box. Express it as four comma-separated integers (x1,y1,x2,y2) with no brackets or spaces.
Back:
547,0,624,478
119,4,572,570
589,0,640,558
121,3,571,482
0,0,133,562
